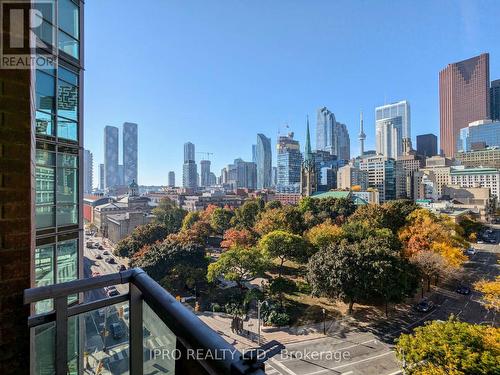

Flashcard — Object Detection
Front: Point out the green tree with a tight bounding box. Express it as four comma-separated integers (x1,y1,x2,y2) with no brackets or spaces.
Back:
300,197,356,228
182,211,201,231
114,222,170,258
131,234,208,292
207,246,268,289
210,207,234,235
305,221,344,251
259,230,308,277
307,237,417,314
395,318,500,375
254,206,305,235
231,200,261,229
265,200,283,210
152,197,186,233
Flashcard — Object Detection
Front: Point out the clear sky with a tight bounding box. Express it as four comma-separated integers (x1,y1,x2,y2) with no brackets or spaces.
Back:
84,0,500,186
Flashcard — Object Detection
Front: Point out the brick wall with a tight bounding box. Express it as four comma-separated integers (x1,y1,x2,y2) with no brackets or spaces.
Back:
0,67,32,374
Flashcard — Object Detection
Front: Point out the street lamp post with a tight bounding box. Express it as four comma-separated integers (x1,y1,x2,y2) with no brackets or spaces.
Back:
257,300,268,346
322,308,326,335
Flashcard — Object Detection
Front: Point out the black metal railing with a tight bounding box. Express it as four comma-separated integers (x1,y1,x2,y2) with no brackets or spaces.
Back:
25,268,267,375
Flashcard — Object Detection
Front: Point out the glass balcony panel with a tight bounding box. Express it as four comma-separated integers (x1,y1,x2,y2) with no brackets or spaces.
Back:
36,111,55,137
143,302,176,374
57,117,78,141
58,0,79,39
57,79,78,121
81,302,130,374
33,322,56,375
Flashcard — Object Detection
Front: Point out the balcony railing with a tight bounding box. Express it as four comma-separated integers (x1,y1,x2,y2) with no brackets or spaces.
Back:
25,268,268,375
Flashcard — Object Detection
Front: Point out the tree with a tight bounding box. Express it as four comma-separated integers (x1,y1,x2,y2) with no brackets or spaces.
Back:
474,276,500,312
220,228,255,249
131,233,208,292
458,215,483,240
207,246,268,289
231,200,261,229
259,230,309,277
152,197,186,233
410,251,451,292
307,237,417,314
300,197,356,228
395,318,500,375
182,211,201,231
114,222,170,258
305,221,344,251
265,200,282,210
210,207,234,235
254,206,305,236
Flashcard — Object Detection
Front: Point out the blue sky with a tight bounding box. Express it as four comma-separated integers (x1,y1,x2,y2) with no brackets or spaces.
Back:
84,0,499,186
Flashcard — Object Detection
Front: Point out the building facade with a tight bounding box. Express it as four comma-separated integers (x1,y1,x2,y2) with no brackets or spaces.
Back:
316,107,350,159
439,53,490,157
450,166,500,198
416,134,438,158
123,122,138,185
491,79,500,121
359,156,397,203
337,164,369,190
276,132,302,193
183,142,197,188
99,163,104,190
0,0,84,372
375,100,410,159
458,119,500,152
200,160,211,187
168,171,175,187
104,125,119,188
84,149,93,194
256,134,272,189
456,147,500,169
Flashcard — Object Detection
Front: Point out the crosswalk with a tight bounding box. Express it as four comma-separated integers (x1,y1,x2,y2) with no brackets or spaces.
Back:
106,335,173,364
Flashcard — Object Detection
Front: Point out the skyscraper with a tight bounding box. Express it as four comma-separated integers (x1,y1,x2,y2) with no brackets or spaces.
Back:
439,53,490,157
252,144,257,163
168,171,175,187
458,119,500,151
256,134,272,189
359,156,397,203
358,112,366,156
84,149,93,194
277,132,302,193
491,79,500,121
104,125,119,188
375,101,411,159
416,134,438,158
99,163,105,190
183,142,197,188
123,122,138,185
316,107,350,159
200,160,211,187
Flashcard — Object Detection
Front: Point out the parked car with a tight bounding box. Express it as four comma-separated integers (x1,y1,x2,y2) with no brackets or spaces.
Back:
466,248,476,255
456,286,471,295
109,322,124,339
105,286,119,297
94,242,100,247
105,257,116,264
117,264,126,272
477,240,484,244
488,238,496,244
414,299,435,313
91,271,101,277
95,254,103,260
98,245,104,250
103,250,110,255
86,242,94,248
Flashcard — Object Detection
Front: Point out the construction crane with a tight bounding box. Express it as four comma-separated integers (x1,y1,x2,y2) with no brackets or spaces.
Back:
196,152,214,161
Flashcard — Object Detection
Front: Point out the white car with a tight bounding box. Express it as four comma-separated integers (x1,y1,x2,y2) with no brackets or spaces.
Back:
466,248,476,255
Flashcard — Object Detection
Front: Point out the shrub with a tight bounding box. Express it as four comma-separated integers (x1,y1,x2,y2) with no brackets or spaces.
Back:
267,311,290,326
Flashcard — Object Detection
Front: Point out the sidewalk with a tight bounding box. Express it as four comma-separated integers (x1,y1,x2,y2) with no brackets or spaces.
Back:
197,312,356,349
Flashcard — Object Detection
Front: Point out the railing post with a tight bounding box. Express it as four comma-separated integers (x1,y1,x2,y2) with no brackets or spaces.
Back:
55,297,68,375
129,284,143,375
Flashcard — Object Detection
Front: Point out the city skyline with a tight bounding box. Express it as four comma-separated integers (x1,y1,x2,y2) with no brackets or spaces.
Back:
83,1,500,185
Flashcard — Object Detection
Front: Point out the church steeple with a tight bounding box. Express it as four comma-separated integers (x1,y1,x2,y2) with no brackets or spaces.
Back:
301,116,317,196
304,115,313,163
